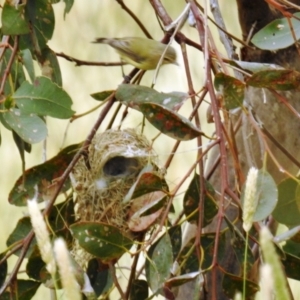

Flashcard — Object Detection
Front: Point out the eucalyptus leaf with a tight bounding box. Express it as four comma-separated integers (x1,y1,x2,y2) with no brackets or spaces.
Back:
70,222,133,263
273,178,300,226
139,102,203,141
116,84,187,111
14,77,74,119
183,173,218,227
247,69,300,90
251,12,300,50
145,233,173,294
9,143,79,206
21,49,35,83
214,73,245,109
3,108,47,144
1,2,30,35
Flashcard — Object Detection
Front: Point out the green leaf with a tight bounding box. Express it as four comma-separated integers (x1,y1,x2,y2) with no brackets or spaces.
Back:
21,49,35,83
200,232,227,270
91,90,115,101
231,60,284,73
222,271,259,298
272,178,300,226
214,73,245,109
165,271,200,288
281,251,300,281
145,233,173,293
283,239,300,258
0,50,26,95
26,247,45,282
6,217,37,258
63,0,74,17
40,47,63,86
169,225,182,260
7,199,74,259
115,84,187,111
132,194,167,218
225,217,255,271
86,258,113,297
247,69,300,90
14,77,74,119
1,2,30,35
130,279,149,300
9,143,80,206
1,279,40,300
251,12,300,50
19,0,55,53
183,173,218,227
124,171,169,203
12,130,32,169
3,108,47,144
139,102,203,141
241,169,278,222
70,222,133,263
47,196,75,241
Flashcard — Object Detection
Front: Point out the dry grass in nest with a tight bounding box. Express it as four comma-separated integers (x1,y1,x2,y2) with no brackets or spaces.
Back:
71,128,156,231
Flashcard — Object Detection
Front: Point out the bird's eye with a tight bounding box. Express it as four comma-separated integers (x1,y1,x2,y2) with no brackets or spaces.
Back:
103,156,140,177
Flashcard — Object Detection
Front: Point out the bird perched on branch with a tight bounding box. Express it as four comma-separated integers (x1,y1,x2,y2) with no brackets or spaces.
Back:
92,37,177,70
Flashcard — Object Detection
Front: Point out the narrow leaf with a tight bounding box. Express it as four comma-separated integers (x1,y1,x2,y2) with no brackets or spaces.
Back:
115,84,187,111
139,102,203,141
247,69,300,90
90,90,114,101
183,173,218,227
2,279,41,300
145,233,173,293
165,271,200,288
40,47,63,86
231,60,284,73
21,49,35,83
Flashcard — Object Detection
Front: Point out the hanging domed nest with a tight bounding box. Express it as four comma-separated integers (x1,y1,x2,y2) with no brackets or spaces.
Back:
71,128,158,232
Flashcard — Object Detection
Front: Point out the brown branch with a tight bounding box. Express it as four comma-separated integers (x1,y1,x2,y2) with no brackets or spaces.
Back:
189,2,231,298
0,36,19,100
115,0,152,39
56,52,125,67
149,0,173,26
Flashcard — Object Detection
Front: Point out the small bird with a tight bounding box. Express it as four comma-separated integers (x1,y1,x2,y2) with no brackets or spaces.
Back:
92,37,177,70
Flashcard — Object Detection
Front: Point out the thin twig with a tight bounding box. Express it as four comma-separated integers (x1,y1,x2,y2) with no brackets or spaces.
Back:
0,36,19,99
56,52,125,67
115,0,152,39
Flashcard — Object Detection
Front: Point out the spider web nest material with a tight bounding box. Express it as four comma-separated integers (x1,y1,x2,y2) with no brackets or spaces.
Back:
71,128,157,231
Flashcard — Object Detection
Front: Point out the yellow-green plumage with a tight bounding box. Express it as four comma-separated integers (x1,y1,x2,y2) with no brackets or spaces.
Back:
93,37,177,70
